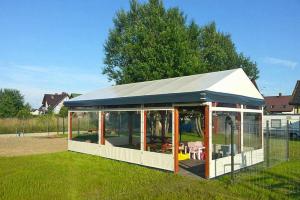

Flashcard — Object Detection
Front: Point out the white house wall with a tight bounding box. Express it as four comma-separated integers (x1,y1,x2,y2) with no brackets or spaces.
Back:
53,97,69,114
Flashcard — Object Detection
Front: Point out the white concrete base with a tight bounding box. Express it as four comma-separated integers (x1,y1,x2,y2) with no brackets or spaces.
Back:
68,140,174,171
210,148,264,178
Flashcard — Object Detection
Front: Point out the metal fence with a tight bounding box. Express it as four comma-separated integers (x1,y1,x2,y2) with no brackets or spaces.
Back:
222,118,300,199
0,117,68,135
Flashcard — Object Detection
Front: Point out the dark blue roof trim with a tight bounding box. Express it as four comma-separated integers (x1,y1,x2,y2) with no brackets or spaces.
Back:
64,90,264,108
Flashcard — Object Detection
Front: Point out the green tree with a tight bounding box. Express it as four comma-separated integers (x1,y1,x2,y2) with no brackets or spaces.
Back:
0,89,25,118
17,103,32,119
104,0,202,84
38,107,54,135
59,106,68,134
198,22,258,79
103,0,259,83
17,103,32,134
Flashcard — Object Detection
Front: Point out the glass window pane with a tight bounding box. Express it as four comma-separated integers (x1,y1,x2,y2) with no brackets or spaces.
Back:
146,110,173,154
104,111,141,150
212,111,241,160
71,112,99,143
243,113,262,151
271,119,281,128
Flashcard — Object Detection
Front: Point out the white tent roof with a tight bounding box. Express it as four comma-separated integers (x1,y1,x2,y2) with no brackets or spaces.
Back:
65,68,264,107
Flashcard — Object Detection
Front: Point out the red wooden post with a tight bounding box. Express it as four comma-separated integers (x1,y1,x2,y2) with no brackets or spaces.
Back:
101,112,105,145
69,112,72,140
174,108,179,173
144,111,147,151
204,105,210,179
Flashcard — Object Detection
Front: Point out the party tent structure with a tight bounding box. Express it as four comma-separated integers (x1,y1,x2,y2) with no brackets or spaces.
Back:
64,68,264,178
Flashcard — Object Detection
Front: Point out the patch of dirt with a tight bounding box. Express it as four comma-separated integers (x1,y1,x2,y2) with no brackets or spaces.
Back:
0,136,67,157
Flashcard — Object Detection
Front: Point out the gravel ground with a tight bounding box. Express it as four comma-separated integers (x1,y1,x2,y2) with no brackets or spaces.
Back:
0,135,67,157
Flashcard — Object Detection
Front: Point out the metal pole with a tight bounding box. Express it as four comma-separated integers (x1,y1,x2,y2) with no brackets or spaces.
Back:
47,118,49,136
266,120,270,167
56,117,59,135
230,120,235,182
63,117,65,135
299,116,300,139
77,118,80,135
286,120,289,161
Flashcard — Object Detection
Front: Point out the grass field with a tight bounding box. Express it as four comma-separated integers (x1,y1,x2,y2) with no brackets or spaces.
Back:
0,141,299,200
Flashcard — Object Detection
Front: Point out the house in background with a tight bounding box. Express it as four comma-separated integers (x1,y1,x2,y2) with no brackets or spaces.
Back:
70,93,82,99
289,80,300,114
264,93,295,114
39,92,69,114
30,109,40,116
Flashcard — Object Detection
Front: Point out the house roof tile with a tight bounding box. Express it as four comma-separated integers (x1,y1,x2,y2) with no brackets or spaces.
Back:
290,80,300,105
265,95,293,112
42,92,69,109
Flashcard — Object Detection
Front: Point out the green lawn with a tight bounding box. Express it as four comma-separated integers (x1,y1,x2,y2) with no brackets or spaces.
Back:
0,141,299,200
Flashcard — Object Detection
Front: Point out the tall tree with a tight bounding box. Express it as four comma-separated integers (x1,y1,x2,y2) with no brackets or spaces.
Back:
103,0,259,84
104,0,202,84
198,22,258,79
0,89,25,118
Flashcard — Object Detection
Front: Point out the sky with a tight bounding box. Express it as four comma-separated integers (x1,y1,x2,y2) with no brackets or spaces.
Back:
0,0,299,108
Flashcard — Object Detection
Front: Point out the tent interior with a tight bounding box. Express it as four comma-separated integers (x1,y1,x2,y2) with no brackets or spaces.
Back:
178,106,206,178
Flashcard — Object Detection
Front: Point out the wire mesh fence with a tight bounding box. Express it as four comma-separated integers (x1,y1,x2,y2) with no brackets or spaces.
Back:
221,117,300,199
0,117,68,135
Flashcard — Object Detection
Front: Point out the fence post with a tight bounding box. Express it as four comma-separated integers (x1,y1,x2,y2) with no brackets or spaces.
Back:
56,117,59,135
286,120,289,161
299,116,300,139
230,121,235,183
77,118,80,135
266,120,270,167
63,117,65,135
47,119,49,136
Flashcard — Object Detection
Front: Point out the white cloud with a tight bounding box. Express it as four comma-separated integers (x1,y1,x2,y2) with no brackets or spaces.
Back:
264,57,298,69
16,65,50,73
0,63,110,108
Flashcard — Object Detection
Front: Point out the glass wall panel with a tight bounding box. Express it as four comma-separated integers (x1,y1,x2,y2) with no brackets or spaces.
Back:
71,112,99,143
243,113,262,151
104,111,141,150
212,111,241,160
146,110,173,154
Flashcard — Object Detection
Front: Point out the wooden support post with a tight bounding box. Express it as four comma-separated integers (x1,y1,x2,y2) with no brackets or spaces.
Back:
68,112,72,140
101,112,105,145
174,108,179,173
204,105,210,179
144,111,147,151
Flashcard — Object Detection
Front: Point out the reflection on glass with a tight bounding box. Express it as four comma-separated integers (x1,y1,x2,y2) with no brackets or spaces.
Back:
212,111,241,160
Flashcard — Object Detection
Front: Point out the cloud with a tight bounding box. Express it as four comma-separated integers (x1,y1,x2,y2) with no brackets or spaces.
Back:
16,65,50,73
264,57,298,69
0,63,110,108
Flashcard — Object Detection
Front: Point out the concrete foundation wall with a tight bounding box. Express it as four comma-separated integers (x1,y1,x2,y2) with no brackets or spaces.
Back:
68,140,174,171
210,148,264,178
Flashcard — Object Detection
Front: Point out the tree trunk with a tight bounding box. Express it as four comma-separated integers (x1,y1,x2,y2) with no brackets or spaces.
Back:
62,117,65,134
128,112,133,145
195,114,204,137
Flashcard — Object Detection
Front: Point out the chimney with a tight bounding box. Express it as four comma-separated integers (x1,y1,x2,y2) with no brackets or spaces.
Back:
278,92,282,97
